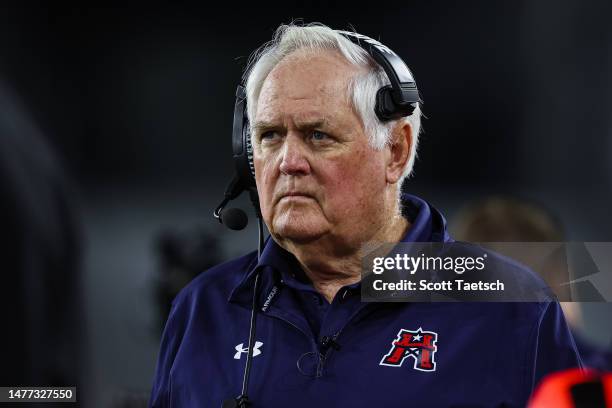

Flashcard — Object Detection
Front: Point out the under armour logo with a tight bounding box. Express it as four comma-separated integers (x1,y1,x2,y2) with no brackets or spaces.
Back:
234,341,263,360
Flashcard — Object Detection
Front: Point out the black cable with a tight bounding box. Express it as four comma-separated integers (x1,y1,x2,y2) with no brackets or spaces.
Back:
257,217,264,257
236,216,264,406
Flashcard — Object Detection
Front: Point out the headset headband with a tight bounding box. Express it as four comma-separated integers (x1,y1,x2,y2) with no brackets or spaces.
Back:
336,30,419,120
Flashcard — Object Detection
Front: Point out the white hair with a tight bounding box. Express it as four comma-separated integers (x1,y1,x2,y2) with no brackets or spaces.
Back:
244,23,422,185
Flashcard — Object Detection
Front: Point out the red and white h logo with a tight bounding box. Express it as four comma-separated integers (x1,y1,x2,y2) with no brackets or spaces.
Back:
380,328,438,371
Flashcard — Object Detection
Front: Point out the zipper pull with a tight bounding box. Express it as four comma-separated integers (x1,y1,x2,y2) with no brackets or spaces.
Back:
321,335,341,352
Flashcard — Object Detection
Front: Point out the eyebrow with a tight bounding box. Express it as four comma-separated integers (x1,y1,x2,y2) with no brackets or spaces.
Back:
252,118,332,132
251,121,277,132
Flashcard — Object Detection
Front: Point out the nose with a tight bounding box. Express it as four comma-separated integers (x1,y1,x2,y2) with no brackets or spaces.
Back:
279,133,311,176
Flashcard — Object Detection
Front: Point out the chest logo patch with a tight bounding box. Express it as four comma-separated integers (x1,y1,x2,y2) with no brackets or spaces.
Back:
234,341,263,360
380,328,438,371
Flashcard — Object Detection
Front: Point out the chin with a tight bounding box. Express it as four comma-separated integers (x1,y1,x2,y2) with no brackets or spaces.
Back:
271,212,328,244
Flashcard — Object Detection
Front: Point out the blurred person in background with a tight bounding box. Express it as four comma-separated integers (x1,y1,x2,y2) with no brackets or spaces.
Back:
528,368,612,407
154,228,223,331
451,195,612,371
0,80,86,399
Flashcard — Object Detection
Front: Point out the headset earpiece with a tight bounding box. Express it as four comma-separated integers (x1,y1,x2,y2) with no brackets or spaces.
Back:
375,85,418,121
232,85,257,188
337,30,420,122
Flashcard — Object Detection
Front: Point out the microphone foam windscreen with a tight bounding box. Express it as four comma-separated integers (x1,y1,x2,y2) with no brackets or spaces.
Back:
221,208,248,230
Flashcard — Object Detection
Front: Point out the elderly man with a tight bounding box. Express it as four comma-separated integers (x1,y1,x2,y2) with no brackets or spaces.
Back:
149,24,581,407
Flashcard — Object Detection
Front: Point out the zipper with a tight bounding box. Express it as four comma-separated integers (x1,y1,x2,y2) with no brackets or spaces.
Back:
265,308,319,350
315,303,374,377
316,332,340,377
265,294,377,378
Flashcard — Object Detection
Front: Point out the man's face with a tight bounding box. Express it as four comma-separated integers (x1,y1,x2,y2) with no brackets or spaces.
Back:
252,49,391,251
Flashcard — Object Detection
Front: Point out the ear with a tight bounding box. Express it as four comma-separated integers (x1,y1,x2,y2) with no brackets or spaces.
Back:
385,121,412,184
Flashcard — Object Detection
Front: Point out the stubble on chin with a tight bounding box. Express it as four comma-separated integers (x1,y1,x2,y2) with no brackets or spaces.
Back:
270,204,329,244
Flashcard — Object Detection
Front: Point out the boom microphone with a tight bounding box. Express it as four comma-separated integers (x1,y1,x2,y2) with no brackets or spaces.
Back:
220,207,248,230
214,173,249,230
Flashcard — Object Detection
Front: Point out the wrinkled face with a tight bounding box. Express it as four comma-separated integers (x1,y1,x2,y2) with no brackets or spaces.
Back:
252,49,390,251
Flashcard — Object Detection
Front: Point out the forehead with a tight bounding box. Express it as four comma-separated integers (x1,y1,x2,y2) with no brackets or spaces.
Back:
255,49,362,123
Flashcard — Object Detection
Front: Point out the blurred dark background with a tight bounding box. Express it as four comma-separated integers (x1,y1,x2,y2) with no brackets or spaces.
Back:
1,1,611,406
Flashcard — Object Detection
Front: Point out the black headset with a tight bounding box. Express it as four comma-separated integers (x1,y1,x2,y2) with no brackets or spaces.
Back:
217,29,420,408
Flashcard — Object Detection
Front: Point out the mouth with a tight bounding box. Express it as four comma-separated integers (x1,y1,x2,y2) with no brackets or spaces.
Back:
277,192,315,203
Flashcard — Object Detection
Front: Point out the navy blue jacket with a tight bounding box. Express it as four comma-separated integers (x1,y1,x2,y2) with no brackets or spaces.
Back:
149,195,582,407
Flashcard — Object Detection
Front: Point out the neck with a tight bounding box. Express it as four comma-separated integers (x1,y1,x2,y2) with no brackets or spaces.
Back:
284,197,410,303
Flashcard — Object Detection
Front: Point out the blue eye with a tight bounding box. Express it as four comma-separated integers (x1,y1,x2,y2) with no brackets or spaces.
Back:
260,131,278,141
312,130,329,141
